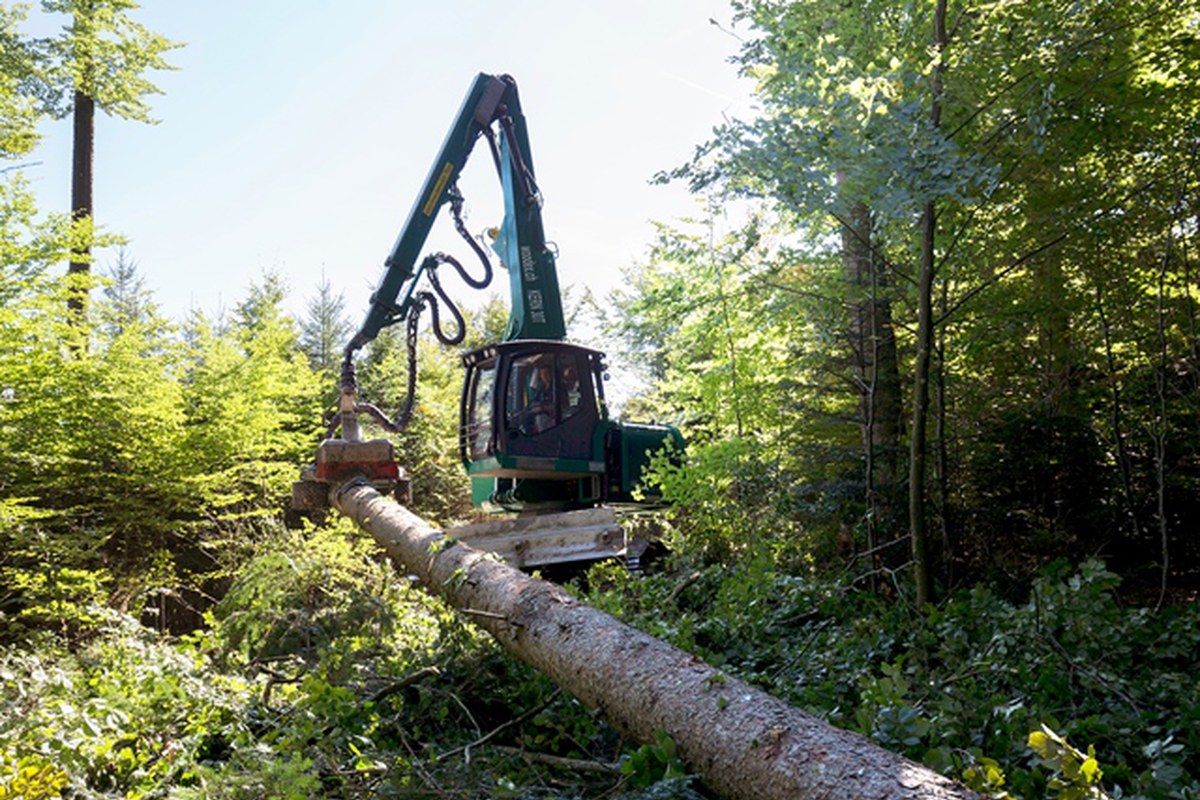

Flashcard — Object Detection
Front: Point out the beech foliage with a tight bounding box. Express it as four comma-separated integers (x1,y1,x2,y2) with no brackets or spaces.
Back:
618,0,1200,597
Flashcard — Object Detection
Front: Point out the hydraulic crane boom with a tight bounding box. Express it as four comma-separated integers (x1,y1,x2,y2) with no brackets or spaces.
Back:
346,72,564,357
293,73,682,562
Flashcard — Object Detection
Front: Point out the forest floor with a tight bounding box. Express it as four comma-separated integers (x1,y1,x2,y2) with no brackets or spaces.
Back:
2,522,1197,799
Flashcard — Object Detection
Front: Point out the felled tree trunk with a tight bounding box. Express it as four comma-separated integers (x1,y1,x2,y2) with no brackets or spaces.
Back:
334,484,977,800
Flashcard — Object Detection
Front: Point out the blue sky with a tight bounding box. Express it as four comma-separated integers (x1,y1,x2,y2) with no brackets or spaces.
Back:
23,1,752,326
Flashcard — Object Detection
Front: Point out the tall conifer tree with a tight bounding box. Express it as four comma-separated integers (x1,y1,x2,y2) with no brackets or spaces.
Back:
37,0,179,328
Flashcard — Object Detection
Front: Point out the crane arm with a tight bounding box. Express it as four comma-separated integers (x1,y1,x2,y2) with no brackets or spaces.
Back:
345,72,566,359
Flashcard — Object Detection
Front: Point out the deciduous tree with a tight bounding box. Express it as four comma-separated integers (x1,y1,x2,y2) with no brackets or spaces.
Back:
636,0,1200,595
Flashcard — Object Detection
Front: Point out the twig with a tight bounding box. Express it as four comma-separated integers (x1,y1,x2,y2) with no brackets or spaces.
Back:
366,665,440,704
459,608,508,621
666,571,703,606
437,687,482,739
489,744,619,774
849,534,912,565
770,618,833,679
436,689,562,764
258,666,305,706
846,560,917,614
1043,631,1141,715
0,162,42,174
248,654,301,665
595,774,632,800
301,666,442,747
397,726,442,793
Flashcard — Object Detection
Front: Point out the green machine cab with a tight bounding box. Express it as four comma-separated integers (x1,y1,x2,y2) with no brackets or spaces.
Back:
460,340,684,510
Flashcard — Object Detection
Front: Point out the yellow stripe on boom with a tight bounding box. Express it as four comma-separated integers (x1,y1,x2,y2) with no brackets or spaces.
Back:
423,162,455,216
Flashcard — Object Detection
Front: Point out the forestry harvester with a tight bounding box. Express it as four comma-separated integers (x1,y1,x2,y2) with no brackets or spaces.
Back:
292,73,682,568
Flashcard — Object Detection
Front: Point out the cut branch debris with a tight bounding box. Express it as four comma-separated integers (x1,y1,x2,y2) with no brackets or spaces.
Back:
437,688,561,764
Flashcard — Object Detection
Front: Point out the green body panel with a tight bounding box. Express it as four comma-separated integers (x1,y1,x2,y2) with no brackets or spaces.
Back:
471,475,599,510
601,421,685,504
465,409,683,511
623,423,684,496
465,454,604,478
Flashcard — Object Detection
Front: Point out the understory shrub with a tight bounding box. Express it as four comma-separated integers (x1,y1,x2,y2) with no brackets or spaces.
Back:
1,524,642,799
581,557,1199,799
5,516,1195,800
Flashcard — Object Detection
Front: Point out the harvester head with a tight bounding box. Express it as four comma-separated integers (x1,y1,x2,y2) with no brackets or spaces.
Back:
290,437,412,521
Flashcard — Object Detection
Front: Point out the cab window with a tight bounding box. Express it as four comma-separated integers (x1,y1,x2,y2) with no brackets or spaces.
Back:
466,361,496,459
506,352,584,436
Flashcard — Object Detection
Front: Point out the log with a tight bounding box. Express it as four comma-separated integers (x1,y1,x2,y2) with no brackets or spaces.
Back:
333,483,978,800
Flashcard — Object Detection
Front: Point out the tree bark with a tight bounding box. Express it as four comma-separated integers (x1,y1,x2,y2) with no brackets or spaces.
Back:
332,483,978,800
842,201,903,567
910,202,936,608
1153,238,1170,611
934,279,952,589
910,0,947,609
837,194,903,593
1034,255,1073,407
69,88,95,330
1094,281,1142,544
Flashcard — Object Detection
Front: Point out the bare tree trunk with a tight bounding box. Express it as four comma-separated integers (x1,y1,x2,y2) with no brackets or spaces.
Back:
1153,245,1170,611
1035,256,1073,408
333,484,978,800
842,199,902,574
1148,147,1195,610
69,88,95,332
934,279,952,589
910,204,936,608
709,202,744,438
910,0,947,608
844,201,879,565
1094,280,1142,543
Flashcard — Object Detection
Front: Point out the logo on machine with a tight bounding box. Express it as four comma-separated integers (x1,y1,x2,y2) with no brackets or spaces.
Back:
528,289,546,324
520,245,537,283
